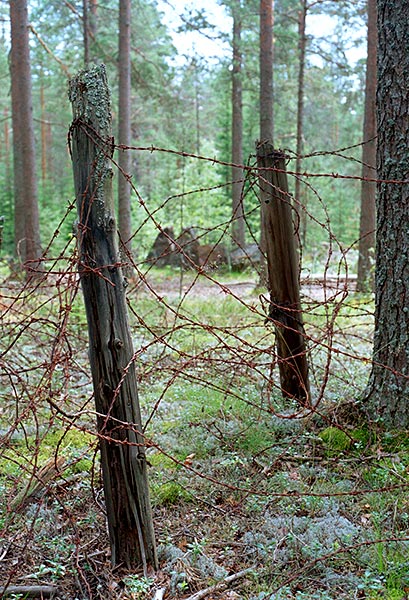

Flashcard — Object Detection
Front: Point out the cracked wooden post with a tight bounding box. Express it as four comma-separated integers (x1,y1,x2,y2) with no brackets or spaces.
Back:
257,142,310,405
68,65,157,570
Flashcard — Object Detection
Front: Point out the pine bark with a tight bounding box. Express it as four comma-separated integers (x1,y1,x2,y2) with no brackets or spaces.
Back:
365,0,409,427
83,0,89,66
40,77,47,187
118,0,133,258
83,0,98,65
231,1,245,248
4,108,11,200
259,0,274,142
69,65,157,569
356,0,377,292
259,0,274,280
9,0,41,268
89,0,98,45
295,1,307,247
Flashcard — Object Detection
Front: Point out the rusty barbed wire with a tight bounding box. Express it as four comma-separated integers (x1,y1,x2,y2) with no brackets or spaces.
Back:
1,136,407,599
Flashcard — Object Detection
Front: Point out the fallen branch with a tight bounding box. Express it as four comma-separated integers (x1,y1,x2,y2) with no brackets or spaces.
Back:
10,456,65,510
183,566,255,600
0,585,59,598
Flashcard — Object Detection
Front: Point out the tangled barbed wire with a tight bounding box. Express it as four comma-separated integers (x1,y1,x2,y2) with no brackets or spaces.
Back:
1,139,408,600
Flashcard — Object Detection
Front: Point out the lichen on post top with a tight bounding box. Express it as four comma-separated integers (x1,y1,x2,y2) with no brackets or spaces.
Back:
68,64,112,135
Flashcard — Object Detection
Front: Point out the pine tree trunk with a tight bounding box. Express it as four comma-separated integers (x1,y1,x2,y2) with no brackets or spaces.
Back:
10,97,24,259
83,0,90,66
89,0,98,47
259,0,274,283
2,109,11,249
68,65,157,570
40,76,47,188
259,0,274,142
231,1,245,248
118,0,133,260
9,0,41,269
295,1,307,247
4,108,11,200
356,0,377,292
365,0,409,427
83,0,98,65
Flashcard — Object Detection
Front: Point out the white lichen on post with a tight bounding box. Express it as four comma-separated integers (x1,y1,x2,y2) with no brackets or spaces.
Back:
69,64,112,131
69,65,115,229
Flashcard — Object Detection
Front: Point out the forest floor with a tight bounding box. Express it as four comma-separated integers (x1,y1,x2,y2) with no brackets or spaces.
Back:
0,266,408,600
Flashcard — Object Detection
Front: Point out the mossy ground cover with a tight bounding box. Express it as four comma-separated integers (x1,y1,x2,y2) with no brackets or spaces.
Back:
0,267,408,599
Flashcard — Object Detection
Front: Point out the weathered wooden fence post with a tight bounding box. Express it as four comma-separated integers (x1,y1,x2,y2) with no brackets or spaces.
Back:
68,65,157,571
257,142,310,405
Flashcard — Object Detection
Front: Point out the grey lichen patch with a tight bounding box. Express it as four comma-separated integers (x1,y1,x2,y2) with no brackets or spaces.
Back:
70,67,115,201
69,64,117,238
68,64,112,138
96,208,116,232
157,544,227,595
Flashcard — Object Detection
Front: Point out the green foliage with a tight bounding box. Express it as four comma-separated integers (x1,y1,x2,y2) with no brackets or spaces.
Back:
123,575,154,598
26,560,66,582
381,431,409,452
351,427,371,447
1,0,367,263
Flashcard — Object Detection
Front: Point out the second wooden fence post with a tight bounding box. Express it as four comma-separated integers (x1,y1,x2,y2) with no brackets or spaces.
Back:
257,142,310,405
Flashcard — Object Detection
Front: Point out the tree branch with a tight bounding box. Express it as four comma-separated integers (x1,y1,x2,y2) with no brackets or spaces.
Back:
183,567,255,600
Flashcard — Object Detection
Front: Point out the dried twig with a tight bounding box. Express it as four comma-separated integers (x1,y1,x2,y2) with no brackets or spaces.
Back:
0,585,58,598
183,567,256,600
29,25,71,77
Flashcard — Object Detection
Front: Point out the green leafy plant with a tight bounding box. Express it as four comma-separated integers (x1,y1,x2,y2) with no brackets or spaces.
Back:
187,537,207,560
123,575,154,599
